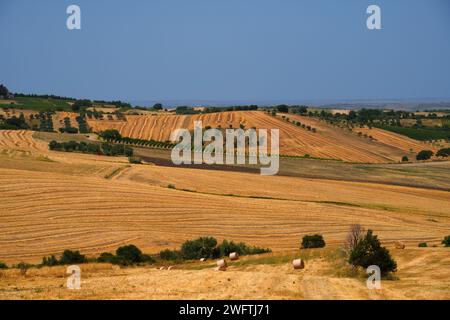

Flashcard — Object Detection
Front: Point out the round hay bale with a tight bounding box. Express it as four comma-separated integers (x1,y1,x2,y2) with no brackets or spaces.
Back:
214,265,227,271
229,252,239,261
216,259,227,268
168,266,174,270
394,241,405,249
200,258,206,262
159,266,165,270
292,259,305,270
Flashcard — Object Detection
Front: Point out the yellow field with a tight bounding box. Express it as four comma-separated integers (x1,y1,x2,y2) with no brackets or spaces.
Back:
87,111,435,163
0,130,448,299
0,248,448,300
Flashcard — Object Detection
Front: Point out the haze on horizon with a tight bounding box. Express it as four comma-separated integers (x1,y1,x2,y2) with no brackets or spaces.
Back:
1,0,450,103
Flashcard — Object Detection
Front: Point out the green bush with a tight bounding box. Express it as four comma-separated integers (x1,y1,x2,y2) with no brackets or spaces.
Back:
181,237,219,260
97,252,117,264
59,250,87,265
348,230,397,275
436,148,450,157
0,261,7,269
416,150,434,161
99,129,122,141
301,234,326,249
128,156,142,164
42,255,59,266
401,155,409,162
114,244,155,265
159,249,183,261
218,240,271,256
442,235,450,247
97,246,155,265
418,242,428,248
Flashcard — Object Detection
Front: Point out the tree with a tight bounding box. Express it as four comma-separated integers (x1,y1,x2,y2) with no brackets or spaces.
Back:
153,103,163,110
442,235,450,247
298,106,308,114
436,148,450,158
181,236,218,259
345,224,365,251
99,129,122,141
276,105,289,113
116,245,144,265
301,234,326,249
42,255,59,266
416,150,434,161
348,230,397,275
72,99,92,112
97,252,117,264
0,261,7,269
0,84,9,98
59,250,87,265
159,249,182,261
401,155,409,162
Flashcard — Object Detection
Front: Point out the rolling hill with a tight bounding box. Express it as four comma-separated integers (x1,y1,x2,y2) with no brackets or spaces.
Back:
87,111,436,163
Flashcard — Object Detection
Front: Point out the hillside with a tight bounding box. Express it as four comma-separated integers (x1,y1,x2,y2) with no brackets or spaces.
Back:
87,111,436,163
0,130,448,264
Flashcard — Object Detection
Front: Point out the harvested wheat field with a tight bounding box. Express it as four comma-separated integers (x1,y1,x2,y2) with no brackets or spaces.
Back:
0,129,449,300
0,248,448,300
0,130,449,264
87,111,434,163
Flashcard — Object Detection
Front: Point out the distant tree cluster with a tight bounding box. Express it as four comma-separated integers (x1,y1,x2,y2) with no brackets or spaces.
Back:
58,117,79,134
0,113,29,130
38,112,55,132
42,245,154,267
99,130,176,149
159,237,271,261
49,140,133,157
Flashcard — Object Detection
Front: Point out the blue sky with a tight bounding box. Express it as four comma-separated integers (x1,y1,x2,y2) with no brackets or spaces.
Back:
1,0,449,102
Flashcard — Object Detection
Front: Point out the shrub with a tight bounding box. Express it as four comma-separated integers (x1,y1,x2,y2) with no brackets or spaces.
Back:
436,148,450,157
17,262,32,275
42,255,59,266
181,237,218,260
0,261,7,269
218,240,271,256
59,250,87,265
128,156,142,164
416,150,434,161
99,129,122,141
276,105,289,113
97,252,117,264
348,230,397,275
159,249,183,261
418,242,428,248
115,245,147,265
401,155,409,162
301,234,326,249
442,235,450,247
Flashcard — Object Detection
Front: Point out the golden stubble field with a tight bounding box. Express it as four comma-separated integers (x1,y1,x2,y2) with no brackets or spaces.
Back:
87,111,435,163
0,130,449,299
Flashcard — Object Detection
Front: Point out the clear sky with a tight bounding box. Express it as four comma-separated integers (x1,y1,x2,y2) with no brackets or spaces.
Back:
1,0,449,102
